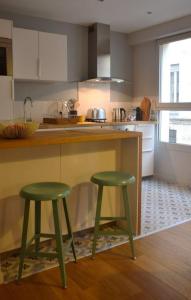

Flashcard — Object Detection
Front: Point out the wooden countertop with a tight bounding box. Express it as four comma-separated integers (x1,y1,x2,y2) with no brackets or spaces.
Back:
0,129,141,149
40,120,157,129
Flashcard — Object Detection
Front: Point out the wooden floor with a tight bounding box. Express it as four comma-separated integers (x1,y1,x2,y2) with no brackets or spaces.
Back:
1,222,191,300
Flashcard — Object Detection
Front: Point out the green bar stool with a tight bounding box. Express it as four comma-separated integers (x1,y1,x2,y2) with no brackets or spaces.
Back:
18,182,77,288
91,171,136,260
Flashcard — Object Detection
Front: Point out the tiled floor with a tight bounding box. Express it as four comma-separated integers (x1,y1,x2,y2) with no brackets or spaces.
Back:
1,177,191,284
141,178,191,234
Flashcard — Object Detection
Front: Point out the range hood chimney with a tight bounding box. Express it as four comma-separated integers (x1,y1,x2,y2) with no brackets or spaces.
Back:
86,23,125,83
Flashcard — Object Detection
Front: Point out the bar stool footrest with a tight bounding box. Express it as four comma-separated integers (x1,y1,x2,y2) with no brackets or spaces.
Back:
24,238,73,260
32,233,72,242
25,234,73,256
25,251,58,259
97,230,130,236
99,217,127,221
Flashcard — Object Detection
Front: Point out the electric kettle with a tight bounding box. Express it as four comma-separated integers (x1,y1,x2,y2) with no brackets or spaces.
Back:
112,108,126,121
86,108,106,121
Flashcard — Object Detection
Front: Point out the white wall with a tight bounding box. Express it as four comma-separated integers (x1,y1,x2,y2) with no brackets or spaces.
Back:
155,143,191,185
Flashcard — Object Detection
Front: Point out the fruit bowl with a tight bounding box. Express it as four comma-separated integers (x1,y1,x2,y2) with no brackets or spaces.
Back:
0,121,39,139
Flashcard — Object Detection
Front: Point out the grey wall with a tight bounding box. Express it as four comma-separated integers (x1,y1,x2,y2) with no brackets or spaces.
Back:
110,31,133,101
133,41,158,98
128,15,191,46
111,31,132,81
0,11,88,81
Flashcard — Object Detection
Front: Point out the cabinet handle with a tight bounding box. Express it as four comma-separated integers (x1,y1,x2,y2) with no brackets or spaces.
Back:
11,79,14,100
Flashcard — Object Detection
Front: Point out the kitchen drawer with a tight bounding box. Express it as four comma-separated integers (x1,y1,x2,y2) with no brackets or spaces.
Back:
142,151,154,177
135,125,154,138
142,138,154,152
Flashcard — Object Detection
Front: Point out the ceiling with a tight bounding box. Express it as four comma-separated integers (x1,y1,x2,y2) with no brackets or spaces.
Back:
0,0,191,33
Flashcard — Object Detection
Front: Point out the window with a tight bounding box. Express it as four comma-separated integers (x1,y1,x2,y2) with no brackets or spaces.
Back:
160,111,191,145
159,35,191,145
170,64,179,103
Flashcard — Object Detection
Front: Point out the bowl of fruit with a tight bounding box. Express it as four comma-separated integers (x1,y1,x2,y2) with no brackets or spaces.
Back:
0,121,39,139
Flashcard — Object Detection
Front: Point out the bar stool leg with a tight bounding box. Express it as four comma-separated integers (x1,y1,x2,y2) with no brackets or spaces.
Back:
52,200,67,288
92,185,103,259
122,186,136,260
63,198,77,262
35,201,41,256
18,199,30,280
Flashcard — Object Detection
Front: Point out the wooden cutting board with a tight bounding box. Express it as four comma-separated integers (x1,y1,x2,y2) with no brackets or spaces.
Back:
140,97,151,121
43,116,83,124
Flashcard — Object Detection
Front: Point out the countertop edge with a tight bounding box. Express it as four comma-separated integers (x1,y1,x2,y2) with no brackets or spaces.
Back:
0,129,142,149
40,121,157,129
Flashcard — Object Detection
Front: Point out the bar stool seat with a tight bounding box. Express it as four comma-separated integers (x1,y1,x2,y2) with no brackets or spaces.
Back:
20,182,71,200
91,171,135,186
18,182,76,288
91,171,136,260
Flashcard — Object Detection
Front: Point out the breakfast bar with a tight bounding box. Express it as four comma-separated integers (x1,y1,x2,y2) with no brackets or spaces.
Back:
0,129,142,255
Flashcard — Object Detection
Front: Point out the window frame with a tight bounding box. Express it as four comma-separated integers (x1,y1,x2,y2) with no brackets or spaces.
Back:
157,32,191,147
170,63,179,103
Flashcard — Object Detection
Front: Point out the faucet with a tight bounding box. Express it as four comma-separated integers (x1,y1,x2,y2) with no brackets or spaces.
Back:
24,96,33,122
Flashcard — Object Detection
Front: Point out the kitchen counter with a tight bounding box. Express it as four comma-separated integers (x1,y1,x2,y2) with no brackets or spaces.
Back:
39,120,157,129
0,129,141,149
0,128,142,254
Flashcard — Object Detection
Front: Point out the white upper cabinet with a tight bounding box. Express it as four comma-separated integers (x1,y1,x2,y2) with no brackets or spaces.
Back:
0,19,12,38
13,27,68,81
39,32,67,81
13,28,38,80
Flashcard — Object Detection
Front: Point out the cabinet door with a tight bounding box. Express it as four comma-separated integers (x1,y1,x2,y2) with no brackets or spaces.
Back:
135,124,154,138
39,31,67,81
135,124,155,177
0,19,12,38
13,28,38,80
0,76,13,120
142,151,154,177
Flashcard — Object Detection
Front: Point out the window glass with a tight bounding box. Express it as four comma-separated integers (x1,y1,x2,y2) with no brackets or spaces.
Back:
170,64,179,103
160,111,191,145
160,38,191,103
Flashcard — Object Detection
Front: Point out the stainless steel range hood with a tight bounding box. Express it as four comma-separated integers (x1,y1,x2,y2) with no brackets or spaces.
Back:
86,23,127,83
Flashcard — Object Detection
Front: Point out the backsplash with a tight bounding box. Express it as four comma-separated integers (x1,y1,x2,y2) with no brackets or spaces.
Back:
14,81,134,122
14,81,78,121
78,82,132,121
